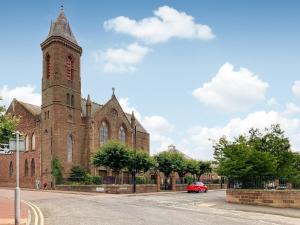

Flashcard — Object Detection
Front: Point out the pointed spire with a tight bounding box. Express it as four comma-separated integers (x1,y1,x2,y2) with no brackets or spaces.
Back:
86,94,91,106
131,110,136,128
86,94,92,117
112,87,116,98
46,7,78,45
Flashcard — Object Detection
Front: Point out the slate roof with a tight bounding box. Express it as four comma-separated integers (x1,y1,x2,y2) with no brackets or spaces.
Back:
81,98,102,117
17,100,41,116
47,9,78,45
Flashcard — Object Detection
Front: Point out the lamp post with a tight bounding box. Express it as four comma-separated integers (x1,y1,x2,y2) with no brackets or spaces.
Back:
14,131,21,225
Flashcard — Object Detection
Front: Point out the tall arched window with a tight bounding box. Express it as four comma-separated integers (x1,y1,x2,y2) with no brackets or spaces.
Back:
9,161,13,178
24,159,29,177
118,126,126,144
46,54,51,78
66,93,70,105
25,135,29,151
100,121,108,146
31,159,35,177
71,95,74,107
66,55,73,81
31,133,36,150
67,134,73,163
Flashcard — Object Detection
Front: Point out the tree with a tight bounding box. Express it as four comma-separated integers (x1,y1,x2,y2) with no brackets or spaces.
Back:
51,157,63,185
92,141,130,182
127,149,154,174
0,97,18,143
155,151,185,178
197,161,212,181
69,165,87,182
213,136,228,164
186,159,200,177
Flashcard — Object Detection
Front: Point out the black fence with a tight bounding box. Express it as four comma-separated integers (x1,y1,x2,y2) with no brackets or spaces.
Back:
227,176,300,190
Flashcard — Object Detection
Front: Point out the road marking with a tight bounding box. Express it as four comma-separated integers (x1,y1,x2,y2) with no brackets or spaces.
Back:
23,200,44,225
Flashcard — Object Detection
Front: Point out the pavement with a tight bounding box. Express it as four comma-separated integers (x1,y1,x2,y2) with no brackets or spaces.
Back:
0,197,28,225
1,188,300,225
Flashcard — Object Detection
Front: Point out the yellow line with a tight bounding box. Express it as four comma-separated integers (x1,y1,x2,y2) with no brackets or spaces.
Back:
23,200,44,225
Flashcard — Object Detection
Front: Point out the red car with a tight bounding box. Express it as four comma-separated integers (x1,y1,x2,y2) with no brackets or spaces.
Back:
187,182,208,193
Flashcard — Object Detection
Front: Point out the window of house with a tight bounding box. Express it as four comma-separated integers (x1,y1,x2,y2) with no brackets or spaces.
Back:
118,126,126,144
67,134,73,163
71,95,74,107
9,161,13,177
31,133,36,150
66,55,73,81
25,135,29,151
46,54,50,78
24,159,29,177
66,93,70,105
31,159,35,177
100,121,108,146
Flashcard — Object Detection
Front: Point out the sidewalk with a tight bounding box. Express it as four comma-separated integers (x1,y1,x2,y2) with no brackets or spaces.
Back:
0,197,28,225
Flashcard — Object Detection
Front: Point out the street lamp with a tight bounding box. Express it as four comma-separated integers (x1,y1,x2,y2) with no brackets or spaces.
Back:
9,131,25,225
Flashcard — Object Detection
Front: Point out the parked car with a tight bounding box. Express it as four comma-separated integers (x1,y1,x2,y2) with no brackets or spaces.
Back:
187,182,208,193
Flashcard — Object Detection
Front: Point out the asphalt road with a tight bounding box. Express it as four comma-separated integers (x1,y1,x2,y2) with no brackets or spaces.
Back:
1,188,300,225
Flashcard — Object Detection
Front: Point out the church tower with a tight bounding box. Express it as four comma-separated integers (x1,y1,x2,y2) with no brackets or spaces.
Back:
40,8,83,182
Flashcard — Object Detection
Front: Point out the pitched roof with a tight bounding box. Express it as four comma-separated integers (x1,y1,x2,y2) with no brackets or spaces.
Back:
47,9,78,45
125,113,147,133
165,145,192,160
81,98,102,116
17,101,41,116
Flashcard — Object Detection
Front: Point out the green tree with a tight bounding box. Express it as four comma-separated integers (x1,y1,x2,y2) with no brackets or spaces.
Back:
92,141,130,182
186,159,200,177
127,149,154,174
69,165,87,182
197,160,212,181
0,97,18,143
51,157,63,185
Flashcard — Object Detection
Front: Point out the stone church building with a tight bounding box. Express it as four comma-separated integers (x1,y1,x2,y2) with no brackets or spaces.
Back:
0,9,149,188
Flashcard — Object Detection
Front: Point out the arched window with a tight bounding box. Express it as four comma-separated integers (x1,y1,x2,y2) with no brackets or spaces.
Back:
25,135,29,151
31,159,35,177
46,54,51,78
66,93,70,105
67,134,73,163
31,133,36,150
9,161,13,177
24,159,29,177
118,126,126,144
71,95,74,107
66,55,73,81
100,121,108,146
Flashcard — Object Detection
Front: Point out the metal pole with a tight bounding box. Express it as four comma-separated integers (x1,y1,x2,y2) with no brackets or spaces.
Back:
15,131,20,225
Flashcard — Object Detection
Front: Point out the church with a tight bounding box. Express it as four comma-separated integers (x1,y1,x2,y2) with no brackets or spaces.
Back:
0,9,150,188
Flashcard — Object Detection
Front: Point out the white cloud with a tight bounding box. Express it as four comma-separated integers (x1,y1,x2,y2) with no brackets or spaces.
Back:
178,107,300,160
292,81,300,98
193,62,269,112
104,5,214,44
119,97,174,154
267,97,279,108
93,43,150,73
0,85,41,107
284,102,300,115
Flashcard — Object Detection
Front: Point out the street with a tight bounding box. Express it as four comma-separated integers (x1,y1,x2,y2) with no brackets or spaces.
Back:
1,188,300,225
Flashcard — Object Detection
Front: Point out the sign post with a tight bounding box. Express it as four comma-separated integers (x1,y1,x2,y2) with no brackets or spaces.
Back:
9,132,25,225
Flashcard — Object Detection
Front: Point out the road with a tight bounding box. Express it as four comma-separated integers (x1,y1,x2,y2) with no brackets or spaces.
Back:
1,188,300,225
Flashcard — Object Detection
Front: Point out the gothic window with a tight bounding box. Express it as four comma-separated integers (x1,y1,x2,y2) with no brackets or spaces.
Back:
25,135,29,151
9,161,13,177
66,93,70,105
67,134,73,163
66,55,73,81
71,95,74,107
100,121,108,146
118,126,126,144
31,133,36,150
31,159,35,177
24,159,29,177
46,54,50,78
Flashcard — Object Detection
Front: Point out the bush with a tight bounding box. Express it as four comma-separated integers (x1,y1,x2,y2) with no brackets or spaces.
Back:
51,158,63,185
185,175,194,185
69,165,87,182
84,174,102,185
136,176,147,184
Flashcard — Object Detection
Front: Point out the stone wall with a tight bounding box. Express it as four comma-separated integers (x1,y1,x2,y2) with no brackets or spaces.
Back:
56,184,158,194
226,189,300,209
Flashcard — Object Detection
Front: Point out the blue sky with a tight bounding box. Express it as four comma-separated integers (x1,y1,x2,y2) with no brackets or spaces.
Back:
1,0,300,159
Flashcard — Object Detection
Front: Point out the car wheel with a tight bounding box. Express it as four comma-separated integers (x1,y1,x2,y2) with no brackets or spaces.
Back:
204,189,207,193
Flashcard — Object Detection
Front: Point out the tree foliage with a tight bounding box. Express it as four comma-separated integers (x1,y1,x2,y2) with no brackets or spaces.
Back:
127,149,154,174
198,160,212,179
0,97,18,143
154,151,185,177
51,157,63,185
214,124,299,184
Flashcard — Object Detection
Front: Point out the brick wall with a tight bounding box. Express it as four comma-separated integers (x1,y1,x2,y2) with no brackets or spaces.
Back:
226,189,300,209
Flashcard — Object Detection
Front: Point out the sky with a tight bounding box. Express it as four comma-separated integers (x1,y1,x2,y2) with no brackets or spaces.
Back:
1,0,300,159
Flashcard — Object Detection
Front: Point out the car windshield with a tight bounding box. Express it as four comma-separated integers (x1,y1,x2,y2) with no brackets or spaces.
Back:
193,182,204,186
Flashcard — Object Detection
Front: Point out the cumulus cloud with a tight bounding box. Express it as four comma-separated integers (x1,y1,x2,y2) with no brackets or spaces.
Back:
0,85,41,107
93,43,150,74
193,62,269,112
119,97,174,154
104,5,214,44
292,81,300,98
178,108,300,160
